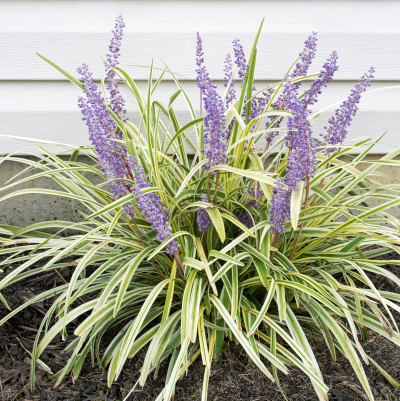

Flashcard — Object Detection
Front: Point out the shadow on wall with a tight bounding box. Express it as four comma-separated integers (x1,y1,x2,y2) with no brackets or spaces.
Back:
0,155,104,229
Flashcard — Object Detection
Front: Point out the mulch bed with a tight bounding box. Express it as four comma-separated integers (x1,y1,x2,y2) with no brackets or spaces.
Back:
1,251,400,400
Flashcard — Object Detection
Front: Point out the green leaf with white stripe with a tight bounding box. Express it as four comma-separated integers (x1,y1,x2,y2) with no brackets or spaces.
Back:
247,279,276,336
163,338,190,401
116,279,172,377
211,252,249,284
183,257,206,271
210,294,274,381
208,250,245,266
209,165,276,186
290,181,305,229
139,311,181,386
206,208,225,243
114,246,157,317
220,212,256,237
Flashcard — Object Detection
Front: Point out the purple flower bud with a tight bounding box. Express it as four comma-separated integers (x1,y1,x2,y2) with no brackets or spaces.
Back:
238,211,253,229
269,178,291,234
248,185,263,209
197,194,212,233
237,185,262,230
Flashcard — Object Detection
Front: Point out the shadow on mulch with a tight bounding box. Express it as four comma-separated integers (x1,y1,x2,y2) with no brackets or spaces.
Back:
0,252,400,400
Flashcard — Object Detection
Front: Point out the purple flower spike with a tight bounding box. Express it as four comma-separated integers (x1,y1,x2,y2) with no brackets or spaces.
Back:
196,33,227,170
77,63,128,199
285,52,338,186
128,156,180,255
78,59,178,255
269,178,291,234
224,53,236,107
197,195,212,233
223,53,236,138
292,32,318,84
249,88,274,136
233,39,248,80
105,15,127,121
248,185,263,209
266,32,318,145
230,39,251,138
256,89,274,116
268,51,339,232
323,67,375,149
284,76,317,188
196,33,206,87
232,39,262,133
238,211,253,229
107,15,124,69
306,51,338,107
237,185,262,230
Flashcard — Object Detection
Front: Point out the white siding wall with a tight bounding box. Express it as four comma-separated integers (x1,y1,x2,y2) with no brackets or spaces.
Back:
1,0,399,154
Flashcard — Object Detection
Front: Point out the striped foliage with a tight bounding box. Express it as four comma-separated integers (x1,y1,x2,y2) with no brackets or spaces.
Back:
1,20,399,401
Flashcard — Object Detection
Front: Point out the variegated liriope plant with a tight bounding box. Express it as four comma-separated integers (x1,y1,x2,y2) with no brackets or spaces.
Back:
1,15,400,401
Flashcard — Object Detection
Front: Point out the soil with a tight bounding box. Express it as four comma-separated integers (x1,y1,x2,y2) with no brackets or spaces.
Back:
1,251,400,401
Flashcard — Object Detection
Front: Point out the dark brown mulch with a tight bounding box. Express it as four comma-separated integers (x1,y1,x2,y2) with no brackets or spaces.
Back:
0,251,400,400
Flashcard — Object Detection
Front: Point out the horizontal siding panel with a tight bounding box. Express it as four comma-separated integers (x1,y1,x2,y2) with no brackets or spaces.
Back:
1,1,400,81
1,80,399,154
1,32,399,81
2,0,400,33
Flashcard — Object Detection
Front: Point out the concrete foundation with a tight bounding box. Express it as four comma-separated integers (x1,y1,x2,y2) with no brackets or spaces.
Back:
0,155,104,228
